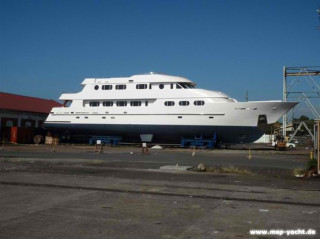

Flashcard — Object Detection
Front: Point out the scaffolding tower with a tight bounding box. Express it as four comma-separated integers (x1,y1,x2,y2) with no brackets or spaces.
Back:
282,66,320,137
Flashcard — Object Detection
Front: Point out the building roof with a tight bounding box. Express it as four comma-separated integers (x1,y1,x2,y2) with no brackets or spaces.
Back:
0,92,62,114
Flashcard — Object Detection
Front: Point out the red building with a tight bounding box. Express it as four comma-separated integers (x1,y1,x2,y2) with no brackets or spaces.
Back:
0,92,61,143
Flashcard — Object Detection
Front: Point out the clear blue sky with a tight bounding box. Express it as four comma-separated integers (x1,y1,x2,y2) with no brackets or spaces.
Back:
1,0,319,105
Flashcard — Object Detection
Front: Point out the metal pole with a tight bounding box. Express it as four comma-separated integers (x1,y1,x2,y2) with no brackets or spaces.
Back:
283,66,287,137
317,120,320,174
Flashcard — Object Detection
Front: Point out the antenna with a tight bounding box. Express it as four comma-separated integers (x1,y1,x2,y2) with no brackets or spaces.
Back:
245,90,248,102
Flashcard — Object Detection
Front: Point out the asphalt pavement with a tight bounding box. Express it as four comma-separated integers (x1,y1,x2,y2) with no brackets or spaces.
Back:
0,144,319,239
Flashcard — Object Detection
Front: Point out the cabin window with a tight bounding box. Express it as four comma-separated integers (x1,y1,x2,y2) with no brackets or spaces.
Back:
209,116,214,119
164,101,175,106
179,101,189,106
145,101,148,106
181,83,192,89
116,85,126,90
25,121,32,128
130,101,141,107
103,101,113,107
5,120,13,127
76,117,80,119
170,84,173,89
102,85,112,90
180,83,187,89
116,101,127,107
149,84,152,89
102,117,106,119
178,116,182,119
194,100,205,106
136,84,147,89
159,84,164,89
176,84,182,89
89,101,100,107
85,116,88,119
94,85,99,90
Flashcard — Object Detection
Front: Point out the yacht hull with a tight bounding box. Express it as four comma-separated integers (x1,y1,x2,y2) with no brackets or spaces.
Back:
44,123,264,144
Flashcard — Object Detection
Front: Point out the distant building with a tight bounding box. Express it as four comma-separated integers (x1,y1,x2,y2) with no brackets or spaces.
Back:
0,92,61,142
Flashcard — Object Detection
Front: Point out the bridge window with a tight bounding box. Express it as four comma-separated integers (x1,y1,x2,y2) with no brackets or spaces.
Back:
136,84,147,89
116,85,126,90
102,85,112,90
103,101,113,107
164,101,175,106
130,101,141,106
194,100,205,106
179,101,189,106
176,83,194,89
116,101,127,107
89,102,100,107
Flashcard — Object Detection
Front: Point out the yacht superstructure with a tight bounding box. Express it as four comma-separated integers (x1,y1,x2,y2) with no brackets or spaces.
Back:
44,73,297,143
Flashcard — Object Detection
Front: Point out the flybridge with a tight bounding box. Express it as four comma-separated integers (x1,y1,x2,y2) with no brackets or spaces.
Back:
81,73,195,85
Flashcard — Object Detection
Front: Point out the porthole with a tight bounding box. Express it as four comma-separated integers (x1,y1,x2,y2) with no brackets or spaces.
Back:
94,85,99,90
194,100,205,106
159,84,164,89
130,101,141,107
164,101,175,106
179,101,189,106
136,84,147,89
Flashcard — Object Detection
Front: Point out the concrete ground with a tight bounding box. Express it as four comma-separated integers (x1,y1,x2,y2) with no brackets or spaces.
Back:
0,144,319,239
